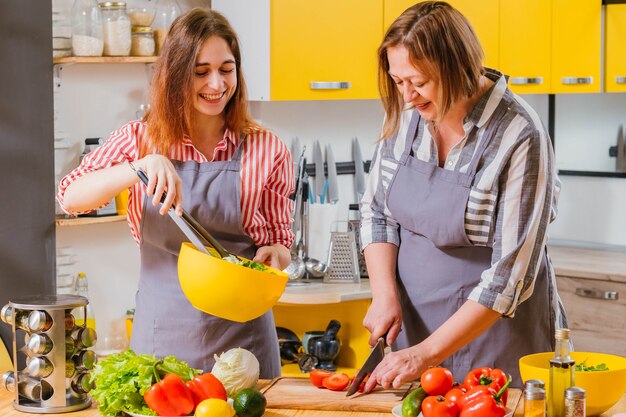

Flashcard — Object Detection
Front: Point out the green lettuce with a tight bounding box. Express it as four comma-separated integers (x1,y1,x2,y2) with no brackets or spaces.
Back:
89,349,201,417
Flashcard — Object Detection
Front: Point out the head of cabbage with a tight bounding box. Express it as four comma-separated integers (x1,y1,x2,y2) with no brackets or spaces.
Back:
211,347,260,397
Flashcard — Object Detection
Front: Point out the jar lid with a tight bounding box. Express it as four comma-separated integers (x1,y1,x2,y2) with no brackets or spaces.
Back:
555,328,570,340
524,387,545,400
565,386,586,399
99,2,127,8
132,26,153,33
524,379,545,390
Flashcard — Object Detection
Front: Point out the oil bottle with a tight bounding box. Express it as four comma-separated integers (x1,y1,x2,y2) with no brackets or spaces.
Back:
73,272,96,331
548,328,575,417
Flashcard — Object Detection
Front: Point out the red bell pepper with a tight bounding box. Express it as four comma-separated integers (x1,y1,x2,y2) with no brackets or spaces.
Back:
459,376,511,417
144,373,194,416
463,367,509,406
457,385,498,410
186,372,227,407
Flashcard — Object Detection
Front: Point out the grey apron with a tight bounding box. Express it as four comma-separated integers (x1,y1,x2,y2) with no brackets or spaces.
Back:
387,108,553,387
130,142,281,378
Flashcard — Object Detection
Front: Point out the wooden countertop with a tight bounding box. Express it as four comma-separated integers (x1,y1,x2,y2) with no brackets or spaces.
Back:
1,385,626,416
277,245,626,305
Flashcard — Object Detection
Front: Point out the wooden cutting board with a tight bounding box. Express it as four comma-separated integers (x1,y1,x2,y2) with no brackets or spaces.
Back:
259,377,413,412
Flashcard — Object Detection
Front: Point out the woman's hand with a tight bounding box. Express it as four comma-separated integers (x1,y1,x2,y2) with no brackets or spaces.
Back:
363,345,429,393
253,243,290,270
135,155,183,216
363,295,403,347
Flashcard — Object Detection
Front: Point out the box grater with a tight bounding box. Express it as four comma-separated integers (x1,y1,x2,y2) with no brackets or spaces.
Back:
324,222,360,283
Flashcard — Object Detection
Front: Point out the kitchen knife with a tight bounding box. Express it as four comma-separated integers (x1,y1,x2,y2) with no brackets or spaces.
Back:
617,125,625,172
291,136,302,178
326,144,339,204
346,332,388,397
353,137,366,203
314,140,326,204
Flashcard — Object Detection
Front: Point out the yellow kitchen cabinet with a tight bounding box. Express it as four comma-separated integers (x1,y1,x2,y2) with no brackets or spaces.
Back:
383,0,499,70
500,0,551,94
551,0,601,93
213,0,382,100
605,4,626,93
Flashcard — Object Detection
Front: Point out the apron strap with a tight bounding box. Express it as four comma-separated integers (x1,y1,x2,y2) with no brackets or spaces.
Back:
399,110,421,164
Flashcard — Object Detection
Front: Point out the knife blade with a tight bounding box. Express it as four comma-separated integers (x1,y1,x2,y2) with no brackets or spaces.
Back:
326,144,339,204
314,140,326,204
353,137,366,202
346,332,388,397
617,125,625,172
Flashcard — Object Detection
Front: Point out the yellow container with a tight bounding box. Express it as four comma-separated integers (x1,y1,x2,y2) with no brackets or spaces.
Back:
519,351,626,416
177,243,288,323
115,189,129,215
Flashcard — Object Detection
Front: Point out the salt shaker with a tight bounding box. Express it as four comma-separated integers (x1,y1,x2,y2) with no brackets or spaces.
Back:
564,386,586,417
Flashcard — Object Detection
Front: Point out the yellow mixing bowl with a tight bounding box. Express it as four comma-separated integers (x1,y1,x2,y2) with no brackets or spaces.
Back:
177,242,288,323
519,351,626,416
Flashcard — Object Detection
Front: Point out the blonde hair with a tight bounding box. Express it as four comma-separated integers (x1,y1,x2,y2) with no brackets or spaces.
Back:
378,1,484,140
142,8,263,156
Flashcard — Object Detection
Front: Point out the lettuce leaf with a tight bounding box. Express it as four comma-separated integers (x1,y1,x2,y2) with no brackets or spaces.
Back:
89,349,201,417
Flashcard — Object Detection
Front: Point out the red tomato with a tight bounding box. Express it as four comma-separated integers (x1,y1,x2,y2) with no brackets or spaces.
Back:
322,372,351,391
444,386,467,407
420,367,454,396
309,370,334,388
421,395,459,417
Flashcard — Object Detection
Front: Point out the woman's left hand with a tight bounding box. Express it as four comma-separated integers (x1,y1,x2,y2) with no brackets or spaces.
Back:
253,243,290,270
363,345,428,393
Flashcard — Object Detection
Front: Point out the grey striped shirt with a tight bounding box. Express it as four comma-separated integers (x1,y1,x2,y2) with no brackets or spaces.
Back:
361,68,564,321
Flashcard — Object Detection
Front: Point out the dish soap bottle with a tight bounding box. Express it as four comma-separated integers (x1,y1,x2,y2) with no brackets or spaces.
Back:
73,272,96,331
548,328,575,417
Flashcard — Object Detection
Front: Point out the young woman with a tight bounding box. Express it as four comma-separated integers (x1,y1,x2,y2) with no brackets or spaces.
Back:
361,1,566,389
57,8,294,377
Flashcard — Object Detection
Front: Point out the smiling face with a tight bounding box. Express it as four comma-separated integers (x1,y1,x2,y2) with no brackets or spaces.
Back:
387,45,440,122
192,35,237,120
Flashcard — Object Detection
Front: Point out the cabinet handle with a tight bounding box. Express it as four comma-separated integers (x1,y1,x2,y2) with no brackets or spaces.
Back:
616,77,626,84
310,81,351,90
509,77,543,85
561,77,593,85
575,288,619,300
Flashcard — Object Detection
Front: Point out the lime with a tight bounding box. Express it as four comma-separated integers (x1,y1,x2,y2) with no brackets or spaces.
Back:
194,398,235,417
233,388,267,417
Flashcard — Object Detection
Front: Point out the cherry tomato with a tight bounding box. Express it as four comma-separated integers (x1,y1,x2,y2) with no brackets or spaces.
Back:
309,370,333,388
322,372,351,391
420,367,454,396
421,395,458,417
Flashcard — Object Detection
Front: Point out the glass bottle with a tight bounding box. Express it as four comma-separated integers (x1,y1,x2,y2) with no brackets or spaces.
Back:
99,2,131,56
548,328,575,417
564,386,586,417
525,387,546,417
71,0,104,56
73,272,96,331
152,0,180,55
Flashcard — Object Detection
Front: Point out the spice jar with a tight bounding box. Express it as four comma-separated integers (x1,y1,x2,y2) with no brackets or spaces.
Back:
564,386,586,417
524,387,546,417
99,2,131,56
131,26,155,56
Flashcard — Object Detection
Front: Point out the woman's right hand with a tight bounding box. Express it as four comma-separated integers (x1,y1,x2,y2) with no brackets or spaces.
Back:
134,155,183,216
363,295,403,347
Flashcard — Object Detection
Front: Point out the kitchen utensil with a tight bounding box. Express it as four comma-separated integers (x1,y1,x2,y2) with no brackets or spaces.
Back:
617,125,625,172
307,320,341,371
353,137,366,202
314,140,326,204
324,221,360,283
276,327,319,371
302,330,325,354
326,144,339,204
346,331,388,396
284,150,307,281
0,295,95,412
348,204,368,278
177,242,288,322
136,169,242,263
260,377,411,412
304,257,327,278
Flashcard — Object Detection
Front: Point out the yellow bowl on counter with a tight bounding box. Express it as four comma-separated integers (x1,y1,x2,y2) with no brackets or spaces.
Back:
177,242,288,323
519,351,626,416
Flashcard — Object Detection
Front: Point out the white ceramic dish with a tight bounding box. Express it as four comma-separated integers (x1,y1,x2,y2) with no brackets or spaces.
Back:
391,403,513,417
124,399,234,417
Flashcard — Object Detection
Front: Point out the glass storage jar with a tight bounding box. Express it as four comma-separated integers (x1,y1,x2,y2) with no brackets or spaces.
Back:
99,2,131,56
70,0,104,56
127,0,156,26
130,26,155,56
153,0,181,55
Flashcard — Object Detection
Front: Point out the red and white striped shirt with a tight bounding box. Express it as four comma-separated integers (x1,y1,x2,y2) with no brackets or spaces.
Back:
57,120,295,248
